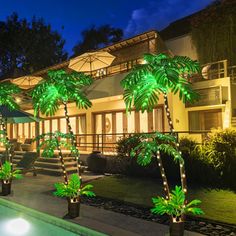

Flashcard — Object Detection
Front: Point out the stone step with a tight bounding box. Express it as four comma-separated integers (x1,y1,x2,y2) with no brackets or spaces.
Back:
38,156,76,163
14,155,23,160
35,161,77,169
37,167,77,176
15,151,26,155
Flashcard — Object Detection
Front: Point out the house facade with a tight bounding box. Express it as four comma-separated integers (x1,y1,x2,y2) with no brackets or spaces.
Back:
6,20,236,153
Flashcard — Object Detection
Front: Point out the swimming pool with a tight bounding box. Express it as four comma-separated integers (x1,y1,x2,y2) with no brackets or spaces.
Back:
0,198,107,236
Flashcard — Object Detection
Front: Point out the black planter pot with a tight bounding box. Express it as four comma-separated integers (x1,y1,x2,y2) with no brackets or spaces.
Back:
170,221,184,236
68,200,80,218
2,181,11,196
87,151,107,174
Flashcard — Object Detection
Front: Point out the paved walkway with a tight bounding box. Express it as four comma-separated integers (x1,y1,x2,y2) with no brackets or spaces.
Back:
1,174,203,236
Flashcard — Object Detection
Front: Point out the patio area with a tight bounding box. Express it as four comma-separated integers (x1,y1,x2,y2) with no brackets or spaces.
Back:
0,174,202,236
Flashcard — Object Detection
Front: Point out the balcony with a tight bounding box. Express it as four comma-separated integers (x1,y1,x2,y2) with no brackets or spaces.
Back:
191,59,236,82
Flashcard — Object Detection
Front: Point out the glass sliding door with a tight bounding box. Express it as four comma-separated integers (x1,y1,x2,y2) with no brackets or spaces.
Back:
116,112,123,141
127,111,135,133
139,111,148,133
51,119,58,133
24,123,29,139
29,122,36,138
94,114,103,150
44,120,50,134
60,118,67,134
153,107,164,132
77,115,86,149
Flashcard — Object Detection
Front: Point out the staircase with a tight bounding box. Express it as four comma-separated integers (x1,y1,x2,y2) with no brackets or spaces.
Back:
231,117,236,128
35,156,78,176
13,152,78,176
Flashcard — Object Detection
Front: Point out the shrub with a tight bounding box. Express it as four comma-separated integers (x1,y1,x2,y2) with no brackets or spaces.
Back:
105,155,129,174
179,137,197,155
87,151,107,174
196,129,236,188
112,130,236,190
116,134,142,158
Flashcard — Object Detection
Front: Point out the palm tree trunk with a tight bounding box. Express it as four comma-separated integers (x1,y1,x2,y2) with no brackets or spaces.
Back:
63,102,81,181
163,93,187,195
156,150,170,199
55,136,68,184
0,114,11,165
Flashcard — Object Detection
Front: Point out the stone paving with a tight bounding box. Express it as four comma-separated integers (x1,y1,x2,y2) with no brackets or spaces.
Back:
1,174,203,236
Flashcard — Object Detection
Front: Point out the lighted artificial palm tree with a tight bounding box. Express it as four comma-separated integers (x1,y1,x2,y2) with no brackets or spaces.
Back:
31,70,93,180
130,132,182,199
0,82,21,164
121,53,200,195
34,132,76,184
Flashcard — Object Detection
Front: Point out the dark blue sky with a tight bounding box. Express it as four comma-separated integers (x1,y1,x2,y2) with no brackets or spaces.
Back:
0,0,213,55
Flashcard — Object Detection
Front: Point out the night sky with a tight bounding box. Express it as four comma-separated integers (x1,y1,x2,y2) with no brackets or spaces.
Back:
0,0,213,55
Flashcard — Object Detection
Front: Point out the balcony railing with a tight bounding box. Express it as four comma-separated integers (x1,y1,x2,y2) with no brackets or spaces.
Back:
89,58,143,79
75,131,209,154
92,58,236,84
229,65,236,83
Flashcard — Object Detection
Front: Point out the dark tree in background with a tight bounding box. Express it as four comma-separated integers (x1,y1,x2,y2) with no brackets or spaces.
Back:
72,25,123,56
0,13,68,80
191,0,236,65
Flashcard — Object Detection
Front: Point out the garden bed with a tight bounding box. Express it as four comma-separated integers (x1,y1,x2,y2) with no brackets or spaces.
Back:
84,175,236,235
81,195,236,236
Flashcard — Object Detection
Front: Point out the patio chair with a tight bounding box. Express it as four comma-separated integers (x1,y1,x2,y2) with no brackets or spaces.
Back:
16,152,40,176
21,138,34,152
9,138,22,151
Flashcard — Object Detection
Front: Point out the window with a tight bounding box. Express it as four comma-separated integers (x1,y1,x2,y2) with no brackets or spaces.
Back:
189,109,222,131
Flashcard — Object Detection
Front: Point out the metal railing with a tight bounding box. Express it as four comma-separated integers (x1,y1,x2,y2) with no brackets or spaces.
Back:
75,131,210,154
190,60,228,82
229,65,236,83
89,58,143,79
92,58,236,84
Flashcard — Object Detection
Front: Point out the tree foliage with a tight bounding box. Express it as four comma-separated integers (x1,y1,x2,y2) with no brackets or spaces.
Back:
121,53,200,113
191,0,236,65
34,132,77,158
151,186,204,220
54,173,95,199
130,132,183,166
72,24,123,56
0,161,22,181
31,70,93,116
0,13,68,79
0,82,21,110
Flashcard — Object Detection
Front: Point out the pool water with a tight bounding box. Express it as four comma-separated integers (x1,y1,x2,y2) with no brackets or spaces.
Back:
0,205,78,236
0,198,106,236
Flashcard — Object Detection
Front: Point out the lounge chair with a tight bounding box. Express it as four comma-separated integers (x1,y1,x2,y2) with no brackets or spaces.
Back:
16,152,40,176
9,138,22,151
21,139,34,152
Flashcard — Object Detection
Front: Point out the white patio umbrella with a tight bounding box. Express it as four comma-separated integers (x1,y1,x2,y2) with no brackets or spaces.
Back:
11,76,43,90
68,51,115,72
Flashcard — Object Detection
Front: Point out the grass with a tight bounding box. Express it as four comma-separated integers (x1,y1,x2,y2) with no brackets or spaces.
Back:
90,175,236,225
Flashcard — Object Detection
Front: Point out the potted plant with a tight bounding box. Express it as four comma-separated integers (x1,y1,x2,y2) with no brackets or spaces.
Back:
0,161,22,195
151,186,204,236
54,173,95,218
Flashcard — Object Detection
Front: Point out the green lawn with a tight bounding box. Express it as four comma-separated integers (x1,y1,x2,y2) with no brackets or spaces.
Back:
90,175,236,225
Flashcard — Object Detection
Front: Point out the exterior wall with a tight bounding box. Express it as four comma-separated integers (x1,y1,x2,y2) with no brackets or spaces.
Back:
231,84,236,116
164,34,198,60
